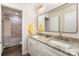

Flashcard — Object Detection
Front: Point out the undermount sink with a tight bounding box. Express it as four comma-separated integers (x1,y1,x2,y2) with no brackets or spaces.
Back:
32,35,52,38
32,35,40,38
48,40,71,49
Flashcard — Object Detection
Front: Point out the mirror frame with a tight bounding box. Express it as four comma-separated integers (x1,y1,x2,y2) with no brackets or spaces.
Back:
37,3,78,33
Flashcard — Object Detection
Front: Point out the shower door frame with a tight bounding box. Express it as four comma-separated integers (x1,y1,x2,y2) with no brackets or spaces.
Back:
1,5,22,47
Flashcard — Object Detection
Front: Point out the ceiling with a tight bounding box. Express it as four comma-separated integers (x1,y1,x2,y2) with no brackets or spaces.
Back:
19,3,65,15
1,3,65,16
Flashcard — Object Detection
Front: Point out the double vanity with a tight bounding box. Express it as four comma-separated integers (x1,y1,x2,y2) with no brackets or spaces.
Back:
28,33,79,56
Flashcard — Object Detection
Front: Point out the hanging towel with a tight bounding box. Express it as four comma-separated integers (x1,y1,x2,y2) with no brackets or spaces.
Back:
28,23,34,34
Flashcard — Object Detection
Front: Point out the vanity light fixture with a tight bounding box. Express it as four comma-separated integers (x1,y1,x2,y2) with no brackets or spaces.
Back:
15,13,18,16
38,5,45,14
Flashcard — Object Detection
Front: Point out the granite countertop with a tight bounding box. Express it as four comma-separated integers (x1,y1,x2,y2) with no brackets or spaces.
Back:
28,35,79,56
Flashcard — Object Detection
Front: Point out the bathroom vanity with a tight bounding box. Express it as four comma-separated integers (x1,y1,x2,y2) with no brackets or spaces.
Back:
27,35,68,56
28,33,79,56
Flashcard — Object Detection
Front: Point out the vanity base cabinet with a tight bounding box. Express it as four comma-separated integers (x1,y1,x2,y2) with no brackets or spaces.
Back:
28,37,68,56
28,38,40,56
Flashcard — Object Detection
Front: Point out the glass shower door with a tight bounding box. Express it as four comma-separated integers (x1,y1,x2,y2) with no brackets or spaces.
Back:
10,16,22,46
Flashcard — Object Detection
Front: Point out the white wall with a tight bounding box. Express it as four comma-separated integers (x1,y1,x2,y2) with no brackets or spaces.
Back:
22,4,37,55
0,3,38,55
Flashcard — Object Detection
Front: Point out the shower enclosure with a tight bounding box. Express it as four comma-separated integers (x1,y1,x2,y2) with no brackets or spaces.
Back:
2,6,22,48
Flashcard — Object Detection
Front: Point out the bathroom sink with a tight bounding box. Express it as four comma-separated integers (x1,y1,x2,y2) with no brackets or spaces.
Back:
32,35,40,38
32,35,52,38
48,40,71,49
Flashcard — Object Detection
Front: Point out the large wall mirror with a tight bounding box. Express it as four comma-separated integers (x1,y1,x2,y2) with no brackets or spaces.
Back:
37,3,78,33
